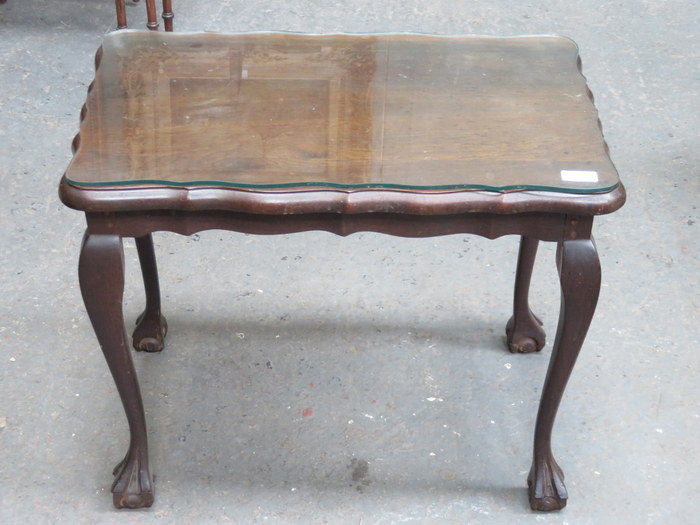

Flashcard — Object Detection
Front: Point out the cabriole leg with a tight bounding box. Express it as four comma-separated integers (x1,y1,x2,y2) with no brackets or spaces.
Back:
133,234,168,352
528,238,601,511
506,236,546,353
79,232,154,508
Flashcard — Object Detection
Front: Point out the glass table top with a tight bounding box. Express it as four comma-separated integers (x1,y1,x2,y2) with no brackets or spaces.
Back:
65,31,620,194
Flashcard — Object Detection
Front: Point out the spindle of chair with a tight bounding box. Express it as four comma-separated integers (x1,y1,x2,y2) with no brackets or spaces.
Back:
115,0,173,31
162,0,174,31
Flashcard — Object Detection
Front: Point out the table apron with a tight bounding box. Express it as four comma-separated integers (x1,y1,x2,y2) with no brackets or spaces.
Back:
84,211,593,242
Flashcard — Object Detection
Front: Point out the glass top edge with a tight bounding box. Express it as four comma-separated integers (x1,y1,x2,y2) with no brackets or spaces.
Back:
109,29,576,45
65,177,618,195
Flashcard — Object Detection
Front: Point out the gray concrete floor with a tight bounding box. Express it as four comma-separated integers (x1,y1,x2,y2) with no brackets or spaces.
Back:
1,1,698,523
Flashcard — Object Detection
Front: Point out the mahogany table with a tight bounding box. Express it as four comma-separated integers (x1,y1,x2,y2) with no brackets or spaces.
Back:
59,31,625,511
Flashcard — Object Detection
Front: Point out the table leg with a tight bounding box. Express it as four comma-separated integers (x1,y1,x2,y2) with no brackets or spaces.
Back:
528,238,600,510
506,236,546,353
133,234,168,352
79,232,154,508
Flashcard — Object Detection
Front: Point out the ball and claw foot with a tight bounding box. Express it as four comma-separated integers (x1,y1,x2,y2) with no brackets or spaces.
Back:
111,451,154,509
132,310,167,352
528,455,568,511
505,311,546,354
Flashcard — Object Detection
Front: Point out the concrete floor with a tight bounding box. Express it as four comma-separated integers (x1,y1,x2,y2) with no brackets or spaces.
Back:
1,1,698,523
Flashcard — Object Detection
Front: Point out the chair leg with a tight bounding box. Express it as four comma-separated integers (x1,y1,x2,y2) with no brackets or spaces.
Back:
506,236,546,353
162,0,174,32
79,232,154,508
133,234,168,352
528,238,601,511
115,0,127,29
145,0,159,30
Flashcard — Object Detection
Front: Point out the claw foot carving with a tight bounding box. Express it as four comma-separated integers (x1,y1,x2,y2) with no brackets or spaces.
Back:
132,310,167,352
505,311,546,353
112,450,154,509
528,455,567,511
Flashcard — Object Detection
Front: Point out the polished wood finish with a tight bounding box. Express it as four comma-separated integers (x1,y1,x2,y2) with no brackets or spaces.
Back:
529,238,601,510
60,31,625,511
65,32,618,195
78,232,153,508
506,236,546,353
133,234,167,352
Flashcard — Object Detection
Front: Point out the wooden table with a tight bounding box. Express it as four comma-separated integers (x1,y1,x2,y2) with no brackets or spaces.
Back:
60,31,625,511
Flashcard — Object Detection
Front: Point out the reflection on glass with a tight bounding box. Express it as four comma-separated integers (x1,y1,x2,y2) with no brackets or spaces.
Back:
66,32,620,193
